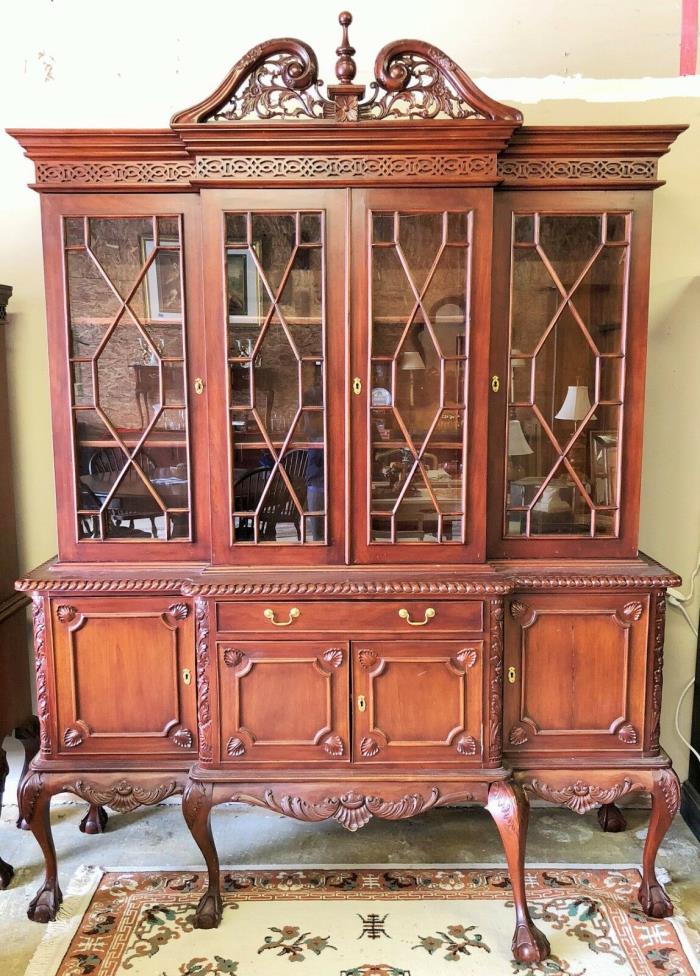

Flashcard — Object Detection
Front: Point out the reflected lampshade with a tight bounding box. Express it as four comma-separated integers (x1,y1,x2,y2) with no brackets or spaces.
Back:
555,385,593,422
508,419,534,457
399,350,425,371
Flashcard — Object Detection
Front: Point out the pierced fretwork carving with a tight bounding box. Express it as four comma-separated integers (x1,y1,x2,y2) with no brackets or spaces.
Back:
172,12,519,126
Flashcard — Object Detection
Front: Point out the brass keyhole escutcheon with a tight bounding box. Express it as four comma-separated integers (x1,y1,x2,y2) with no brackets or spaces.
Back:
182,668,192,685
352,377,362,395
398,607,436,627
357,695,366,712
263,607,301,627
194,377,205,395
507,666,517,684
491,375,500,393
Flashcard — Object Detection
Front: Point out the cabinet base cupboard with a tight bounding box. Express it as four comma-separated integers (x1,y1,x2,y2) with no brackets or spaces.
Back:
10,12,686,963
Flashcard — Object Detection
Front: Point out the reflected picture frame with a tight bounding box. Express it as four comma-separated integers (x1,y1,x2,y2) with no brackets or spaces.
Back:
590,430,618,506
142,237,182,322
227,248,262,323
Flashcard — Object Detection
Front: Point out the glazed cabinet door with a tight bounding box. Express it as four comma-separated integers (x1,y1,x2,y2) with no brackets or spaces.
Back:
216,640,349,763
51,597,197,756
504,593,649,756
41,194,209,561
488,191,652,558
352,640,484,763
202,189,346,565
350,188,491,563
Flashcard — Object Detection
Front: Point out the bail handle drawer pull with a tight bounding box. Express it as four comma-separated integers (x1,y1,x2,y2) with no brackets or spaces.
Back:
264,607,301,627
398,607,436,627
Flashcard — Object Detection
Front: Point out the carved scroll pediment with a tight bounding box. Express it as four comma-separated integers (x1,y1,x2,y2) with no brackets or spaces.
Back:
171,11,520,126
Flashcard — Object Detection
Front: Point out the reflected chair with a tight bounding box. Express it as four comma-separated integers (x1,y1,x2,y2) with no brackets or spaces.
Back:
233,449,310,541
88,448,161,537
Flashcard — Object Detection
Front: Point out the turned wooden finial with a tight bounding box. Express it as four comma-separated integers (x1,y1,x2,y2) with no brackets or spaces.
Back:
335,11,357,83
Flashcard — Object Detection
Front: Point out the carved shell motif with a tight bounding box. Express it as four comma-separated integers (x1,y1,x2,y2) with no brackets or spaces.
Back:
360,736,381,757
223,647,247,668
456,735,478,756
56,605,77,624
617,723,639,744
227,737,246,758
621,601,644,622
358,649,378,671
322,648,344,669
171,727,194,749
167,602,190,621
323,734,344,757
509,724,529,746
455,648,478,670
63,726,84,748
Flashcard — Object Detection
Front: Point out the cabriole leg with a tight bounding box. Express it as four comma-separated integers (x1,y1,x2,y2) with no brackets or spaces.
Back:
597,802,627,832
79,804,109,834
638,769,680,918
0,746,13,888
183,780,221,929
487,781,550,964
21,776,62,922
15,717,40,830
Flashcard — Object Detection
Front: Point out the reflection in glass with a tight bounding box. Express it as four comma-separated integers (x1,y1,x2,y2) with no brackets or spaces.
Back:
227,210,326,544
369,210,472,543
505,211,629,537
65,214,191,541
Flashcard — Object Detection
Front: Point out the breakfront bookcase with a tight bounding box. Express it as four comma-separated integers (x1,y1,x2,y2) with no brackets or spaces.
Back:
10,12,686,962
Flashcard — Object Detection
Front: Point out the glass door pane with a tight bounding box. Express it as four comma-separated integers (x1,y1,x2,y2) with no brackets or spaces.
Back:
64,215,191,541
504,211,630,538
368,209,472,545
226,210,327,545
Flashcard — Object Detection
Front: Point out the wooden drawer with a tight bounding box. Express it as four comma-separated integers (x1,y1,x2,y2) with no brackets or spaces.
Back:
215,600,484,635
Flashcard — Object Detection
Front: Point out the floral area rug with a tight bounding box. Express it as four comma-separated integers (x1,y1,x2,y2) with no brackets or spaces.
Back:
25,865,700,976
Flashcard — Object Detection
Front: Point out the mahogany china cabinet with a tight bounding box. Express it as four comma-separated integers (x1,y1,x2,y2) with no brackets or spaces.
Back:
9,12,687,962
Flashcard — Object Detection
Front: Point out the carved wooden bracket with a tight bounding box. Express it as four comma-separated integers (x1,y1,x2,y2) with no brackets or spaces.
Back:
56,605,77,624
72,778,180,813
172,11,520,125
229,786,441,831
524,776,640,815
322,733,345,757
227,737,246,758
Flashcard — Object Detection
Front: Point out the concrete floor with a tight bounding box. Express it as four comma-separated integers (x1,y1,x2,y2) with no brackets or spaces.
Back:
1,741,699,976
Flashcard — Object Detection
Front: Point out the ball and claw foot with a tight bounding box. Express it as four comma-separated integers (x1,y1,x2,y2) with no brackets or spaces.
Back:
638,879,674,918
79,805,109,835
193,890,223,929
512,921,551,963
597,802,627,832
27,880,63,923
0,857,14,889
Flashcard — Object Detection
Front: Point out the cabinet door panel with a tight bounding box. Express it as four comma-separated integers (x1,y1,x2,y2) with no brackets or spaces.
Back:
41,194,209,562
202,189,346,565
350,188,491,564
504,594,649,755
353,640,483,763
217,640,349,762
52,598,196,755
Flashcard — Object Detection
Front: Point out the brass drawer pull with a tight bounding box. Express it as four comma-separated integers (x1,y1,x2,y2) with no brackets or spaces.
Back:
264,607,301,627
357,695,366,712
182,668,192,685
398,607,436,627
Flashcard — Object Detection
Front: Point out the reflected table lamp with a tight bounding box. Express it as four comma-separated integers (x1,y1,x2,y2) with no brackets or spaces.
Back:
399,349,425,408
508,418,533,481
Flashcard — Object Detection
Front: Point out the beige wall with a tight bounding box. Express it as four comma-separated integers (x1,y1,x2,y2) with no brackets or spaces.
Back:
1,1,698,777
